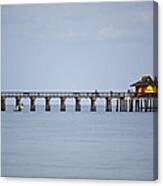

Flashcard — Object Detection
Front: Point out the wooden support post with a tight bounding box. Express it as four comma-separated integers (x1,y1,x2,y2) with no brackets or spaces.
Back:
30,96,36,111
140,99,143,112
120,97,125,112
15,96,22,111
149,99,152,112
105,97,112,112
60,97,66,112
90,96,96,112
75,97,81,112
120,98,122,112
138,99,140,112
45,97,51,111
128,98,133,112
135,99,139,112
144,99,148,112
151,98,154,112
116,99,119,112
1,97,6,111
124,99,127,112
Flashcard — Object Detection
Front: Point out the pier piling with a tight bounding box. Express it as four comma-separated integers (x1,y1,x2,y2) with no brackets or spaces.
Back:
30,96,36,111
128,98,133,112
149,99,152,112
135,99,139,112
45,97,51,111
90,96,96,112
140,99,143,112
116,99,119,112
75,97,81,112
60,97,66,112
144,99,148,112
106,97,112,112
15,96,22,111
120,98,128,112
1,97,6,111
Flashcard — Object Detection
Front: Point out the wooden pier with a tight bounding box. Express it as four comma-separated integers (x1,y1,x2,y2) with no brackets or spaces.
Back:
1,91,158,112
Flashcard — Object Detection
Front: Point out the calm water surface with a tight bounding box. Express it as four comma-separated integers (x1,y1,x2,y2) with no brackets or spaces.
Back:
1,105,154,180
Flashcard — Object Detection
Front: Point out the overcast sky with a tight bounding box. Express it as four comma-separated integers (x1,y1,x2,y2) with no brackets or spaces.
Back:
1,1,154,92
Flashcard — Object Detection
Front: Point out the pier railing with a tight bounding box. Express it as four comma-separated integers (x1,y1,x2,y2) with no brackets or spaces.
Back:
1,91,157,98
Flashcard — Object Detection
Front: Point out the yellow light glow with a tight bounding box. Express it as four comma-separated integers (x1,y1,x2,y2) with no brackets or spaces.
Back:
138,87,142,93
144,85,154,93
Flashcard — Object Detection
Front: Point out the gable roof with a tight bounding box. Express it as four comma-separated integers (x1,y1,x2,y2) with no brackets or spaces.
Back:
130,76,157,87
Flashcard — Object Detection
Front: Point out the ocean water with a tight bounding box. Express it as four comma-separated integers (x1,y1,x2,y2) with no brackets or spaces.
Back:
1,105,155,180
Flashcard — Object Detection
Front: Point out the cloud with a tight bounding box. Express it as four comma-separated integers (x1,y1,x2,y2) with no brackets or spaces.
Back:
97,26,122,40
3,2,153,45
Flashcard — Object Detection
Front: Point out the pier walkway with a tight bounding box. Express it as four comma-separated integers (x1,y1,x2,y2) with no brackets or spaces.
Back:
1,91,158,112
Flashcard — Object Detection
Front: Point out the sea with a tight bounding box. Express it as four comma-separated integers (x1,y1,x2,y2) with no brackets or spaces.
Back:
1,105,155,180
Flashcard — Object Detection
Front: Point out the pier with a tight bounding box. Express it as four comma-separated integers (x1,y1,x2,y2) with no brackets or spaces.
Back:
1,91,158,112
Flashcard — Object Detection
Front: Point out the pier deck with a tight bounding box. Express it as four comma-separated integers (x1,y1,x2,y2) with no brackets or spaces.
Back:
1,91,158,112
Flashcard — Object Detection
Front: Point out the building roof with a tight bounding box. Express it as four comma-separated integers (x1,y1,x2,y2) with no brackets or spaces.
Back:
130,75,158,87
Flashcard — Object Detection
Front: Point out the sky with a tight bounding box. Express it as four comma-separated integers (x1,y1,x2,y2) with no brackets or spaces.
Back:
1,1,154,92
